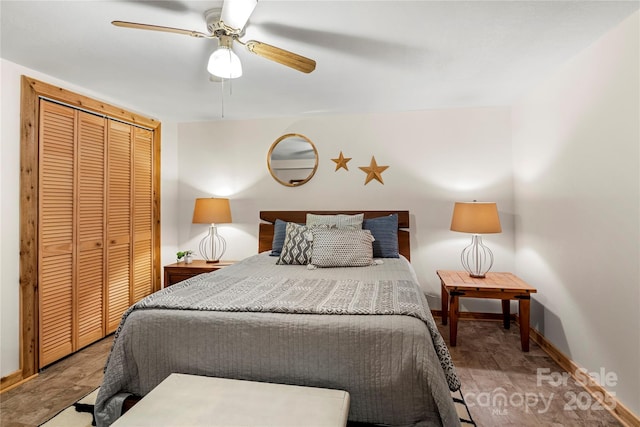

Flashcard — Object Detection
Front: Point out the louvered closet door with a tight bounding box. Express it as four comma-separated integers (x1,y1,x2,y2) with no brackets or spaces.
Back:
35,96,158,367
76,112,106,348
132,127,154,301
106,120,132,333
38,100,75,367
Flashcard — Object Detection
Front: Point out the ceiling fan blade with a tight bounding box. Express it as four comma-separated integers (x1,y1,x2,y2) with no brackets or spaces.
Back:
119,1,191,12
111,21,213,39
221,0,258,31
244,40,316,74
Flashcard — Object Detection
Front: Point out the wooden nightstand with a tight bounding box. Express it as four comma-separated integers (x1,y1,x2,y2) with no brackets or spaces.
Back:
437,270,537,351
163,260,235,287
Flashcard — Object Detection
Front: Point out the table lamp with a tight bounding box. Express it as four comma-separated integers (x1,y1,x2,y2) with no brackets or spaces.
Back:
450,201,502,278
192,198,232,263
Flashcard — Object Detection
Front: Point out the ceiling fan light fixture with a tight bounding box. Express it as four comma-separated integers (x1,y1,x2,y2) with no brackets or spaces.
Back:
208,45,243,79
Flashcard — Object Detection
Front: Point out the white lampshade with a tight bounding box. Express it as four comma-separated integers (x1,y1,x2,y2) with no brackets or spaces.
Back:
207,46,242,79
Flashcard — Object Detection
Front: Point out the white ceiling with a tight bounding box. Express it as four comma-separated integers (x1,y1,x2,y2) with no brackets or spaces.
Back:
1,1,638,122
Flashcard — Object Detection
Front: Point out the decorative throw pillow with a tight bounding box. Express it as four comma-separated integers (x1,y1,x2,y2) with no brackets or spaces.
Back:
276,222,313,265
306,213,364,230
270,219,288,256
363,214,399,258
308,228,375,268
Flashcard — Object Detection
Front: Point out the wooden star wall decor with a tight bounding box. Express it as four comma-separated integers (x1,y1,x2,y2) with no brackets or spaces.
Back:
359,156,389,185
331,151,352,171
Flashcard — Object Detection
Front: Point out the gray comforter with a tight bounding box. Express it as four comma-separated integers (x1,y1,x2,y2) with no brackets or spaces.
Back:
95,254,461,427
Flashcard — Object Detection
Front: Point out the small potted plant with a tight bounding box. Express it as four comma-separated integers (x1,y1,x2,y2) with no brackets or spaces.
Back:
176,250,194,264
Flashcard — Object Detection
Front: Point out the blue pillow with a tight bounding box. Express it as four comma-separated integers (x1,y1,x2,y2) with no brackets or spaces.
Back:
363,214,399,258
270,219,288,256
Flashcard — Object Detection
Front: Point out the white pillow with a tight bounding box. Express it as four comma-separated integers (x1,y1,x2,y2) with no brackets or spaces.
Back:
306,213,364,230
308,228,375,268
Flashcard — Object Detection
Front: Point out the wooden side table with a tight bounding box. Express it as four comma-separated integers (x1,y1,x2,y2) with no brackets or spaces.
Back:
163,260,235,287
436,270,537,351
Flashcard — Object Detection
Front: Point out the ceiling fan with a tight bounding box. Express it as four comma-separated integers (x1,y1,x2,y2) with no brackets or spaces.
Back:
112,0,316,79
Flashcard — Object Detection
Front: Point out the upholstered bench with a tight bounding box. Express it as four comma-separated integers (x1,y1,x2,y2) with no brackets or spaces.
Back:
112,373,350,427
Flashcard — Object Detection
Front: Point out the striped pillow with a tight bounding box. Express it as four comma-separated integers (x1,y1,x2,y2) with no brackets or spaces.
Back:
308,228,374,268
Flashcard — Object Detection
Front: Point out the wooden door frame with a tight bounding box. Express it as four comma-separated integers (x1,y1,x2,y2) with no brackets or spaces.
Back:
12,76,161,385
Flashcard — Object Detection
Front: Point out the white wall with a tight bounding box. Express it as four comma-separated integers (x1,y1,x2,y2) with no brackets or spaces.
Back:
0,59,179,377
512,11,639,414
177,107,515,304
160,121,180,272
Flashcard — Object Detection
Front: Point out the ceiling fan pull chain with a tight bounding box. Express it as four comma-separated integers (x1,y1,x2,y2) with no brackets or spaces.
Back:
227,48,234,96
220,78,225,119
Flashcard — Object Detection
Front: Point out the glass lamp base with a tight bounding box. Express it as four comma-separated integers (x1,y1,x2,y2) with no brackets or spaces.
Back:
460,234,494,278
199,224,227,263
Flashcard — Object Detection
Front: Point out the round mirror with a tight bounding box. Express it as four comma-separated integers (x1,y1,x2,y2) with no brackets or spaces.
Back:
267,133,319,187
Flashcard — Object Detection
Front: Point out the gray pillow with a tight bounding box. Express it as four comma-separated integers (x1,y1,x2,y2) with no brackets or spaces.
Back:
308,228,375,268
306,213,364,230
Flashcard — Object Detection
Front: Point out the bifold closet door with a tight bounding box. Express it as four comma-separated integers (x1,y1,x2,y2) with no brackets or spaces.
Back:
132,127,154,302
76,112,106,348
36,97,158,367
38,102,107,367
106,120,132,333
38,101,75,367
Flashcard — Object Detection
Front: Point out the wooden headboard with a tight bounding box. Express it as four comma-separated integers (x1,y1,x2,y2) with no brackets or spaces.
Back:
259,211,411,260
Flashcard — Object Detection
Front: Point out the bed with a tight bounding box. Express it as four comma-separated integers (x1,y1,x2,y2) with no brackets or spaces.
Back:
95,211,461,427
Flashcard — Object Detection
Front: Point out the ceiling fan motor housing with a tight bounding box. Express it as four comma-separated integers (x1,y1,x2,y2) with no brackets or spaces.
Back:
205,8,244,38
